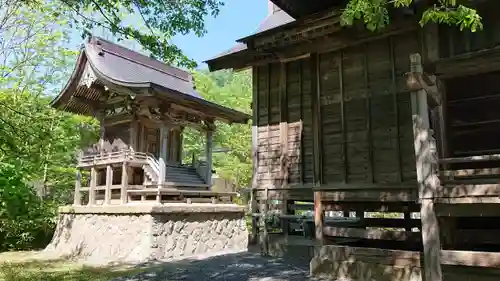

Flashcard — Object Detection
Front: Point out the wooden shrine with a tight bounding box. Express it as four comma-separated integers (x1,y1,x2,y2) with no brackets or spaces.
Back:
206,1,500,281
52,36,250,206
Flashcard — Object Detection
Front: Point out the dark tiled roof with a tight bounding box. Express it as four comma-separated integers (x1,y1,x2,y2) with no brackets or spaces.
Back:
85,37,202,99
51,36,251,124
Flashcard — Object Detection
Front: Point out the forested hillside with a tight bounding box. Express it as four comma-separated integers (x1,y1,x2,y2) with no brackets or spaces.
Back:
0,1,252,251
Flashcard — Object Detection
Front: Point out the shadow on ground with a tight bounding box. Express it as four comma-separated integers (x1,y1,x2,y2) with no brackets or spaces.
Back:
113,250,328,281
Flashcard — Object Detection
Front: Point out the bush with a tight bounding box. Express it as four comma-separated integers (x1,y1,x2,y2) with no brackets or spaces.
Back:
0,163,57,251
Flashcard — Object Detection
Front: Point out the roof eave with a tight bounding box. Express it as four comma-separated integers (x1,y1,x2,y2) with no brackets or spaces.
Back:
204,49,255,72
151,84,250,124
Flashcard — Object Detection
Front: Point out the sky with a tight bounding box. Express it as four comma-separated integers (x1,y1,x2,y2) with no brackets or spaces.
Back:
68,1,268,69
172,0,268,68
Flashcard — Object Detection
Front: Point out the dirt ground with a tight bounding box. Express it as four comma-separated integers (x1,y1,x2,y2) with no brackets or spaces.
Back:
0,249,330,281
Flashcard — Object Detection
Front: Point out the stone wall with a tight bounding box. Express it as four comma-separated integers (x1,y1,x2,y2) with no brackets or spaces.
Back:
44,204,249,264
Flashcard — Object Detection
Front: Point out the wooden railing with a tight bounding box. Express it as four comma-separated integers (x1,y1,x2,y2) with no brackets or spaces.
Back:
78,149,151,167
437,153,500,203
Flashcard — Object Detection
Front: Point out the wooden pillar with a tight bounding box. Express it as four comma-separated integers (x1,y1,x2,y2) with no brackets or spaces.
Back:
74,169,82,205
121,162,128,204
129,117,138,151
356,208,365,229
99,112,105,153
250,188,258,243
410,53,442,281
404,206,413,232
104,165,113,205
157,125,169,203
251,67,259,245
314,191,324,244
262,187,269,255
205,128,214,185
88,167,97,206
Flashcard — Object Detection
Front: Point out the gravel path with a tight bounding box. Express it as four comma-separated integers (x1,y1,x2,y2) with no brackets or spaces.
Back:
112,251,330,281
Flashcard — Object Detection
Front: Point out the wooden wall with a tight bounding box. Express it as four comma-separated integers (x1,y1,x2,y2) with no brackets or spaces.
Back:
253,30,423,193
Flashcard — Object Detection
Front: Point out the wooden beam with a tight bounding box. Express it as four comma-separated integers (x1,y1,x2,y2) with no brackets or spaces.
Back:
209,22,418,73
310,245,421,268
363,43,375,184
323,226,420,242
324,202,420,213
298,60,305,184
433,46,500,78
441,250,500,268
266,64,272,188
410,53,442,281
279,61,288,188
314,182,418,190
311,53,322,185
339,51,348,183
435,184,500,199
389,36,403,182
439,154,500,164
251,66,259,190
251,66,259,244
436,203,500,217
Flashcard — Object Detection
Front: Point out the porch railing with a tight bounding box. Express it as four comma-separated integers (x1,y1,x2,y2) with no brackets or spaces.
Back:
78,149,150,167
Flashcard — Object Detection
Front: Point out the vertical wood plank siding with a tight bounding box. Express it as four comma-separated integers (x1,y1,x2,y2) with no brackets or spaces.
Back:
253,31,420,192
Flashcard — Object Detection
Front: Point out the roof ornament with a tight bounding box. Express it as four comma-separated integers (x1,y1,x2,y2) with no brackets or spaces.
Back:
78,64,98,88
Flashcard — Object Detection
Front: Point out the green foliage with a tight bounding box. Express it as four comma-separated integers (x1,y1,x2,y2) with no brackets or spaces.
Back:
342,0,483,32
0,163,57,250
18,0,223,68
0,91,98,251
0,1,98,251
0,0,77,94
184,69,252,190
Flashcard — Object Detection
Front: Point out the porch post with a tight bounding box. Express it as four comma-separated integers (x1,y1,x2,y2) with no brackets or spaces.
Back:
74,169,82,206
205,128,213,185
104,164,113,204
121,162,128,204
99,111,105,153
88,167,97,206
157,125,169,203
129,117,138,151
409,53,442,281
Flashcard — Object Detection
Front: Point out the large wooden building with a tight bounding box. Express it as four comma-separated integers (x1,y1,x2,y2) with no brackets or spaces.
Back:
206,1,500,280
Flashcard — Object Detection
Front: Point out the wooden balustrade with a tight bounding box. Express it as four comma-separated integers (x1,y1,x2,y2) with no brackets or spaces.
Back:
74,149,234,206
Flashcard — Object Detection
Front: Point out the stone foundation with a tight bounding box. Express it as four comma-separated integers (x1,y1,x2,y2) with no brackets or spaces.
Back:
44,204,248,263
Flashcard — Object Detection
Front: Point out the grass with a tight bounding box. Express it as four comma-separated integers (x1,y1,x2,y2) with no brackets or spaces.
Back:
0,252,150,281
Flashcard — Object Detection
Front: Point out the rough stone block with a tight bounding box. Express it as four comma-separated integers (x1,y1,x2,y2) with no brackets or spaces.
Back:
44,204,248,264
